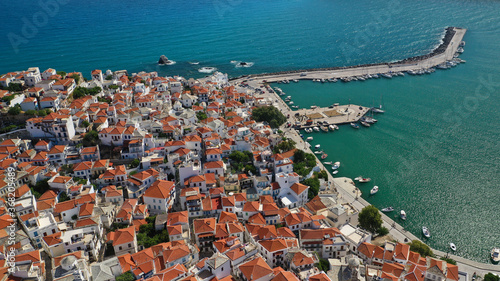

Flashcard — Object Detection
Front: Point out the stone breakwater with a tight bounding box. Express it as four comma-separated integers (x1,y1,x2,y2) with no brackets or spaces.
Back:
229,27,464,81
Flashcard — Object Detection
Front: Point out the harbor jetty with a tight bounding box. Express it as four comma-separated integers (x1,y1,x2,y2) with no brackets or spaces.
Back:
231,27,466,83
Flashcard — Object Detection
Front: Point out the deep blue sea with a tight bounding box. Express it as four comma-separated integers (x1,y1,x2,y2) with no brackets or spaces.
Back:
1,0,499,262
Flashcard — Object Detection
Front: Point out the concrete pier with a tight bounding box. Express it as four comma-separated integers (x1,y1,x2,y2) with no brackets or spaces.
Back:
231,27,466,84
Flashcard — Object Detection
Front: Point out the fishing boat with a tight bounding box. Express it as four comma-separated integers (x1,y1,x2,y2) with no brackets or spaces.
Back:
331,170,339,175
381,207,394,212
350,123,360,129
422,226,431,238
331,162,340,170
321,153,328,159
306,137,313,141
360,121,371,127
313,126,320,132
450,243,457,252
400,210,407,220
491,248,500,263
323,161,332,165
370,186,379,195
314,144,321,149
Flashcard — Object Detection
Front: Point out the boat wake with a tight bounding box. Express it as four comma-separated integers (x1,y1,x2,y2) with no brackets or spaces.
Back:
189,61,200,65
231,61,254,68
198,67,217,73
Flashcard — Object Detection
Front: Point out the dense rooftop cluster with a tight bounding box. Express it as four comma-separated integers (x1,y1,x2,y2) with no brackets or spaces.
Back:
0,67,459,281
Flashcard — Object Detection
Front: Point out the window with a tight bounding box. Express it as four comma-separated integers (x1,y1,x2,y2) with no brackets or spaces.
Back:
128,243,131,248
119,246,122,250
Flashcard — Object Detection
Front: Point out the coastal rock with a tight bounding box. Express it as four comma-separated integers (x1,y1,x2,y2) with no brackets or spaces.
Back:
158,55,170,65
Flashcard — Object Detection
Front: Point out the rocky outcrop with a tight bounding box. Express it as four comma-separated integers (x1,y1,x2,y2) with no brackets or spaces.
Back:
158,55,170,65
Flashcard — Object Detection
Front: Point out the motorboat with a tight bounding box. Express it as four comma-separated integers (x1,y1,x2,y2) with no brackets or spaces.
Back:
400,210,407,220
333,125,339,130
314,151,323,155
331,161,340,170
381,73,393,79
360,121,371,127
351,123,360,129
323,161,332,165
422,226,430,238
359,178,371,183
198,67,217,73
292,105,299,109
361,116,377,123
315,144,321,149
310,105,318,109
331,170,339,175
381,207,394,212
329,125,335,131
313,126,320,132
306,137,313,141
293,79,299,83
305,128,312,133
321,126,329,132
450,243,457,252
491,248,500,263
370,186,379,195
289,101,294,105
321,153,328,159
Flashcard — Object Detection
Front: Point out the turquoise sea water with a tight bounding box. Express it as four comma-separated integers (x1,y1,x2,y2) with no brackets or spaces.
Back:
1,0,499,262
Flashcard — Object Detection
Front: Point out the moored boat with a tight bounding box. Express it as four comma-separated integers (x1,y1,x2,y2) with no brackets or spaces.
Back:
331,161,340,170
306,137,313,141
329,125,335,131
422,226,430,238
315,144,321,149
351,123,360,129
381,207,394,212
323,161,332,165
331,170,339,175
359,178,371,183
321,126,329,132
313,126,320,132
400,210,407,220
370,186,379,195
360,121,371,127
491,248,500,263
321,153,328,159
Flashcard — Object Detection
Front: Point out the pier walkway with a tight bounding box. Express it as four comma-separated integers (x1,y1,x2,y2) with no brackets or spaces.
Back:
231,27,466,84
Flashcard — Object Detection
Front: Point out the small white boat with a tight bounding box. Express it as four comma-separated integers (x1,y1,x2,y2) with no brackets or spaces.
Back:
314,151,323,155
329,125,335,131
333,125,339,130
289,101,294,105
315,144,321,149
450,243,457,252
331,161,340,170
422,226,430,238
305,128,313,133
381,207,394,212
323,161,332,165
293,79,299,83
491,248,500,263
331,170,339,175
306,137,313,141
354,177,371,183
370,186,379,195
400,210,407,220
313,126,320,132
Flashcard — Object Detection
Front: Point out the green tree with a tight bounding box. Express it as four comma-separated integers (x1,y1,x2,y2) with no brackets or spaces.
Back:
316,257,329,271
252,106,286,128
440,257,456,265
70,74,80,84
73,86,102,99
82,130,100,147
377,226,389,236
129,158,140,168
304,177,320,199
273,139,296,154
30,179,50,199
59,192,70,202
25,109,36,116
56,71,66,78
7,83,23,92
358,205,383,233
82,120,90,127
8,105,21,115
484,273,500,281
116,271,135,281
408,240,433,257
196,111,208,121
